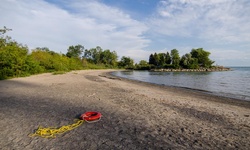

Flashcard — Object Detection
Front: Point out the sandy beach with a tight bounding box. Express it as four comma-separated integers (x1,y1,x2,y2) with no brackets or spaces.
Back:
0,70,249,150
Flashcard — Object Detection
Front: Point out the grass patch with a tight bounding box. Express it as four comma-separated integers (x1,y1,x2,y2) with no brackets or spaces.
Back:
83,63,108,69
52,71,67,75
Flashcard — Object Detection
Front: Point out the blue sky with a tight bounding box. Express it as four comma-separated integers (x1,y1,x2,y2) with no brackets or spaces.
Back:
1,0,250,66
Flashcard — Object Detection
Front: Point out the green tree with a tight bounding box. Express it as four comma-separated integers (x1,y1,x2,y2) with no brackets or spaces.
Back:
139,60,148,66
100,49,118,66
66,44,84,58
180,53,199,69
0,26,12,48
83,49,94,63
83,46,118,67
158,53,166,66
31,48,82,71
31,49,54,70
149,54,155,65
170,49,180,69
153,53,160,66
188,58,199,69
135,60,150,70
180,54,188,68
165,52,171,64
0,26,12,35
119,56,134,69
0,42,29,78
83,46,103,64
93,46,102,64
0,27,43,79
190,48,214,68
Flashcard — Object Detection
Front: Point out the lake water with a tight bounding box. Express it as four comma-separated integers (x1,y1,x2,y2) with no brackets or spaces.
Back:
112,67,250,101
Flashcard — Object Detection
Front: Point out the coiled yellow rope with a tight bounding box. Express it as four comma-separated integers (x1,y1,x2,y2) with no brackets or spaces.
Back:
29,119,84,138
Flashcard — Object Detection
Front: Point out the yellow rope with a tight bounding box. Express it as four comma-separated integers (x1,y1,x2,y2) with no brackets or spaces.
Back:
29,119,84,138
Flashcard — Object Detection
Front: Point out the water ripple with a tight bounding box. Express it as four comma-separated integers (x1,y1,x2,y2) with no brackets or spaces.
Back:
113,67,250,101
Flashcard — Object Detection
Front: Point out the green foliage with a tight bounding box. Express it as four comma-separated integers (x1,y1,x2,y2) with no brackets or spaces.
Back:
52,71,67,75
1,26,122,80
163,64,174,69
0,26,87,80
165,52,171,65
149,54,155,65
170,49,180,69
147,48,214,70
0,26,12,48
83,46,118,67
31,49,54,71
190,48,214,68
149,53,162,66
66,44,84,58
68,57,83,70
153,53,160,66
100,49,118,66
24,55,44,74
118,56,134,69
158,53,166,66
0,26,218,79
180,53,199,69
0,26,12,35
31,48,83,72
148,50,179,69
85,64,105,69
0,28,44,79
84,46,102,64
82,62,112,69
0,26,122,80
139,60,148,66
84,46,100,63
135,60,151,70
188,58,199,69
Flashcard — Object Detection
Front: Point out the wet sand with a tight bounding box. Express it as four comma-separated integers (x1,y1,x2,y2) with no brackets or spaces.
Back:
0,70,250,149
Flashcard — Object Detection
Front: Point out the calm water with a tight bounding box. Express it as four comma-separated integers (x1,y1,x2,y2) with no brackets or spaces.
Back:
112,67,250,101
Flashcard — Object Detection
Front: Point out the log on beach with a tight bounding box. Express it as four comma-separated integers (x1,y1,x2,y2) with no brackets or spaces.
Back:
0,70,249,149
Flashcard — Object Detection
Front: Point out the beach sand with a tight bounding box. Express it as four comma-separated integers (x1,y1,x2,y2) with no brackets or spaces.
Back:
0,70,249,149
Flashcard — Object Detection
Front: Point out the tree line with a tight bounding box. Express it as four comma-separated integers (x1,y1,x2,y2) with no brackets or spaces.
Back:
0,26,216,79
0,27,133,79
147,48,214,69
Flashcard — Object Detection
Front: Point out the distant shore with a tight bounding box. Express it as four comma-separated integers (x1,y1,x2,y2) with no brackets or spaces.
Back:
0,70,249,149
150,67,231,72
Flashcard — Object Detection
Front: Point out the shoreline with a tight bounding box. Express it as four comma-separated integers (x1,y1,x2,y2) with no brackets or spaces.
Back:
1,70,250,149
106,71,250,109
110,69,250,103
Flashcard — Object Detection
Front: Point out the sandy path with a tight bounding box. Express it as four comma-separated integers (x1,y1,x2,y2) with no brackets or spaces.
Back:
0,70,249,150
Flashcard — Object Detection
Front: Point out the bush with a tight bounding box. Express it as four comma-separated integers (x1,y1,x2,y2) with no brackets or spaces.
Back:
0,39,44,79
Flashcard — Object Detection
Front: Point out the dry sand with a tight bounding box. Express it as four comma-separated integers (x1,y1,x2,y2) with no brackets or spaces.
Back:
0,70,249,150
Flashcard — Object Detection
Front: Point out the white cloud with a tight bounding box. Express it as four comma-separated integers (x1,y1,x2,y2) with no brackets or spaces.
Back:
1,0,250,66
151,0,250,43
0,0,150,60
210,49,250,60
209,48,250,66
145,0,250,66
